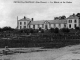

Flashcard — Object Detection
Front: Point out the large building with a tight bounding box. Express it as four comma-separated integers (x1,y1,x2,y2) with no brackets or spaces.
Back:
17,14,80,29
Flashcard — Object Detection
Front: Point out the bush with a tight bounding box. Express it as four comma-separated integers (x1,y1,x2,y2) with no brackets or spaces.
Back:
38,27,44,33
61,28,70,33
49,28,54,33
54,28,59,33
75,27,80,30
2,26,14,32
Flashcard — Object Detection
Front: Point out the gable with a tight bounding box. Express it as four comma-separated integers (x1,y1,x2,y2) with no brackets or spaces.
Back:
43,20,50,24
18,17,31,21
67,15,79,19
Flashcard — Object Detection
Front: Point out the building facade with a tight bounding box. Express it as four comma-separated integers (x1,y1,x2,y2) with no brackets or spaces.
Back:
67,15,79,29
17,14,79,29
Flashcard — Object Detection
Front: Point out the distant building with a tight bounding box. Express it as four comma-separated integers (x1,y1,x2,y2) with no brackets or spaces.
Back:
17,14,79,29
67,14,79,29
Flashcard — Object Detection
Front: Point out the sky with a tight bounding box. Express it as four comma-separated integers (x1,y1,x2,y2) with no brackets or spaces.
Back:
0,0,80,28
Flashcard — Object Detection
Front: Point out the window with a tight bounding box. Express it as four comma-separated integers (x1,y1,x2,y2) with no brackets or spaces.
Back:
33,25,35,29
54,24,56,28
20,26,22,29
69,20,72,23
17,26,18,29
59,24,61,28
20,22,22,25
42,25,43,28
49,24,51,28
24,26,26,29
64,24,66,28
29,25,30,28
74,20,77,23
24,22,26,25
38,24,40,28
69,24,71,28
74,24,77,28
45,25,48,29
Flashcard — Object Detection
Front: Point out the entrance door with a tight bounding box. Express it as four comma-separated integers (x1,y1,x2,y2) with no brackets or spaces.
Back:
44,21,49,29
45,24,48,29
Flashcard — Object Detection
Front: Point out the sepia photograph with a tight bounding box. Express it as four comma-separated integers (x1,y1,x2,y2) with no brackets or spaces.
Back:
0,0,80,60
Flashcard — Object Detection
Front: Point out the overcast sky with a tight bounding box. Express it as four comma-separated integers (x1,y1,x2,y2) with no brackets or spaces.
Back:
0,0,80,28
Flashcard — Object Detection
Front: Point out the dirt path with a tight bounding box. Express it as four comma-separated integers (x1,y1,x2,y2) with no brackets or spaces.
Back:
0,45,80,60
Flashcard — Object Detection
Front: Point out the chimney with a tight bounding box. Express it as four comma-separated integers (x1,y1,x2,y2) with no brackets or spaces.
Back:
17,16,19,29
24,16,26,19
72,13,75,16
32,18,34,21
17,16,18,21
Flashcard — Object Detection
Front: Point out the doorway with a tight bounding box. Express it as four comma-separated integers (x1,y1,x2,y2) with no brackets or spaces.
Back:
45,24,48,29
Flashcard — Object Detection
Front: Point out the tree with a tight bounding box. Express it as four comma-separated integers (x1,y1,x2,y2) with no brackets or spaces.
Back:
54,17,59,20
75,27,80,30
2,26,14,31
54,28,59,33
0,28,2,32
60,15,66,19
49,28,54,33
29,28,34,33
39,27,42,31
38,27,44,33
54,15,66,20
61,28,70,33
76,13,80,19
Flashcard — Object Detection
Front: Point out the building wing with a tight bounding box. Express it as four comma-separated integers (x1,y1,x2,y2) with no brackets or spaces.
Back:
30,19,67,25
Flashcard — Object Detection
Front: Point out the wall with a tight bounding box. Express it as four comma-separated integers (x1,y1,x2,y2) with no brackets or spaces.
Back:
67,19,79,29
18,21,28,29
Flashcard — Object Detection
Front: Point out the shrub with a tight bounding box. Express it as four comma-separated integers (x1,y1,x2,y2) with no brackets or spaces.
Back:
49,28,54,33
54,28,59,33
61,28,70,33
2,26,14,32
75,27,80,30
38,27,44,33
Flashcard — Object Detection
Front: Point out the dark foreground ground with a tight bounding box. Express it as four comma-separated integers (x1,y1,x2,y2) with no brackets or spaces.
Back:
0,32,80,48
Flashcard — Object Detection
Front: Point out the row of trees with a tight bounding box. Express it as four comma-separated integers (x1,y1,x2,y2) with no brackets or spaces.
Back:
0,26,80,48
0,27,14,32
54,15,66,20
54,13,80,20
49,28,70,33
0,26,80,34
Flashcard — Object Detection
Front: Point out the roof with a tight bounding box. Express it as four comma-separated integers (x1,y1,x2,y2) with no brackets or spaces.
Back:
30,20,45,25
18,17,31,21
48,19,67,24
67,15,79,19
30,19,67,25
